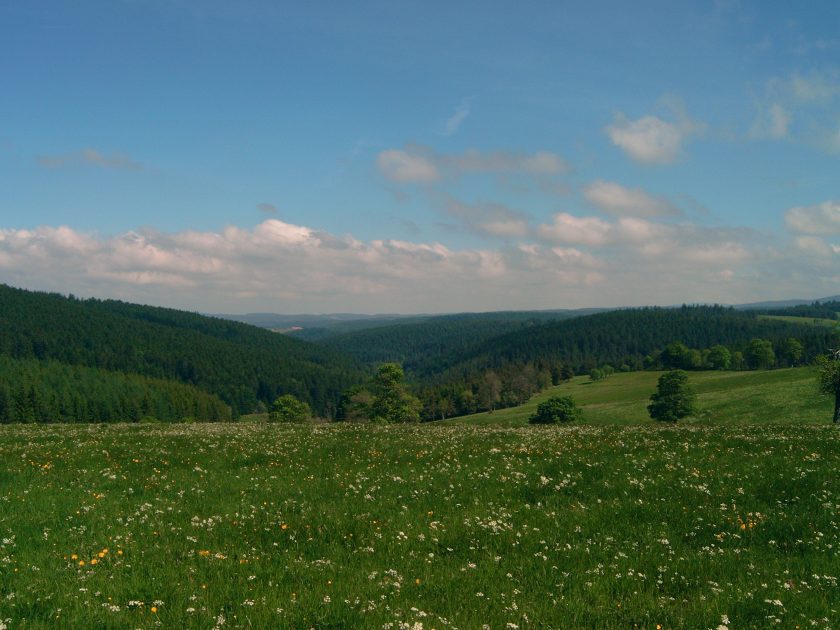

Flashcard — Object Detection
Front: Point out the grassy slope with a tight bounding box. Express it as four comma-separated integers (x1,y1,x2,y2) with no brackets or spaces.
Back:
449,367,833,427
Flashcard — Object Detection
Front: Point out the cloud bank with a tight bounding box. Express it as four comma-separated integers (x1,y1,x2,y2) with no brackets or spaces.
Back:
0,211,835,314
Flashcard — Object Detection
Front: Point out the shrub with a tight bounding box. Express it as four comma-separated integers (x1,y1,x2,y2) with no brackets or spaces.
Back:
269,394,311,423
529,396,582,424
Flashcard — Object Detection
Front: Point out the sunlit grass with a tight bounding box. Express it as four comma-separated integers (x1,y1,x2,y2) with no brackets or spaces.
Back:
451,368,832,427
0,421,838,628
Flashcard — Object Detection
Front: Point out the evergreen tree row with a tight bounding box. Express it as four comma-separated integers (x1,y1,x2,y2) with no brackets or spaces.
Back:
411,306,838,383
0,284,365,416
0,356,231,423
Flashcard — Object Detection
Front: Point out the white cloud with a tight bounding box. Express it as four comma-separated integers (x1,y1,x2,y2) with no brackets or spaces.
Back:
605,113,701,165
377,145,567,183
583,180,680,217
749,103,792,139
0,215,832,313
0,219,595,312
443,99,471,136
537,213,612,246
377,148,440,183
793,235,837,257
785,200,840,234
37,148,142,170
750,70,840,146
537,213,672,247
788,71,840,103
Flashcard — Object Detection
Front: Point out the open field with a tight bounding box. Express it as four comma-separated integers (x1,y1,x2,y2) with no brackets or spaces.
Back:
0,421,838,628
451,368,834,427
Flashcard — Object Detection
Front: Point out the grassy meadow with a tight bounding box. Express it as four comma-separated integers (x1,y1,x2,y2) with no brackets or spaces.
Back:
452,368,834,427
0,411,839,628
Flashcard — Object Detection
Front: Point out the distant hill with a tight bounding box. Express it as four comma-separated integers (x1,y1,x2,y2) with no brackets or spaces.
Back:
318,309,608,365
214,311,420,331
0,284,364,417
215,308,609,341
735,295,840,310
414,305,838,382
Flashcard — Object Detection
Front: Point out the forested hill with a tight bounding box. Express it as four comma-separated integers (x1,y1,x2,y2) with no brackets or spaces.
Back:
410,305,839,382
0,284,364,416
319,309,605,365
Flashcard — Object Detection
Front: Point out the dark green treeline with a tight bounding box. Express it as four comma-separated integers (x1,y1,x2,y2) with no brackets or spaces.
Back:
0,355,230,423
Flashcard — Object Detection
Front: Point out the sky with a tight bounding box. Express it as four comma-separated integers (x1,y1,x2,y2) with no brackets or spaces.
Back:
1,0,839,314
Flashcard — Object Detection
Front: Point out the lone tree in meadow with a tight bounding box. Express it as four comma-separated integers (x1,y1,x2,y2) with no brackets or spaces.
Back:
269,394,311,423
529,395,582,424
369,363,421,423
648,370,697,422
817,350,840,424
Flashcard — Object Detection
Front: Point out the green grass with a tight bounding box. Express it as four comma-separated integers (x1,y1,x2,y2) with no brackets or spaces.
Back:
451,367,833,427
0,422,838,628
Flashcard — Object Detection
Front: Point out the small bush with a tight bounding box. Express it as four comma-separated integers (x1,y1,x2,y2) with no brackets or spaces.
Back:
269,394,311,423
529,396,582,424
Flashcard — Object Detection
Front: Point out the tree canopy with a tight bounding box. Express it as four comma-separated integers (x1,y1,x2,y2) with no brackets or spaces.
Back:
529,396,582,424
816,352,840,424
648,370,697,422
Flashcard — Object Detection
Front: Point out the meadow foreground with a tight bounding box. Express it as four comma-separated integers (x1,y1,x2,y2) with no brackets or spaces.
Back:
0,422,837,628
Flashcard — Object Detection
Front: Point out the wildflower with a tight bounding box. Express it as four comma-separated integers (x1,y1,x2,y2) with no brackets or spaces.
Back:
151,606,158,613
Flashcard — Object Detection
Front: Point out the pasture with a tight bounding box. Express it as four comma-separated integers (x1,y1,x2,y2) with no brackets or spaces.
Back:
0,419,838,628
452,368,833,427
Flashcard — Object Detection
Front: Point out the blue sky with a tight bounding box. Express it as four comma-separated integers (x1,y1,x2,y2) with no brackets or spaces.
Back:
1,1,838,312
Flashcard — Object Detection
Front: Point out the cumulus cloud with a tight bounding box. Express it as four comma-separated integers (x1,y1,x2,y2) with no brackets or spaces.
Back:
377,144,568,183
0,215,833,312
0,219,611,312
537,213,678,248
37,148,142,171
537,212,750,263
605,112,702,165
583,180,680,218
537,213,613,246
785,200,840,234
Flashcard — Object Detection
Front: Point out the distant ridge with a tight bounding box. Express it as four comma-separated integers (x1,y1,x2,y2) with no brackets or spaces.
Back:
0,284,364,417
735,296,840,310
214,296,840,333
